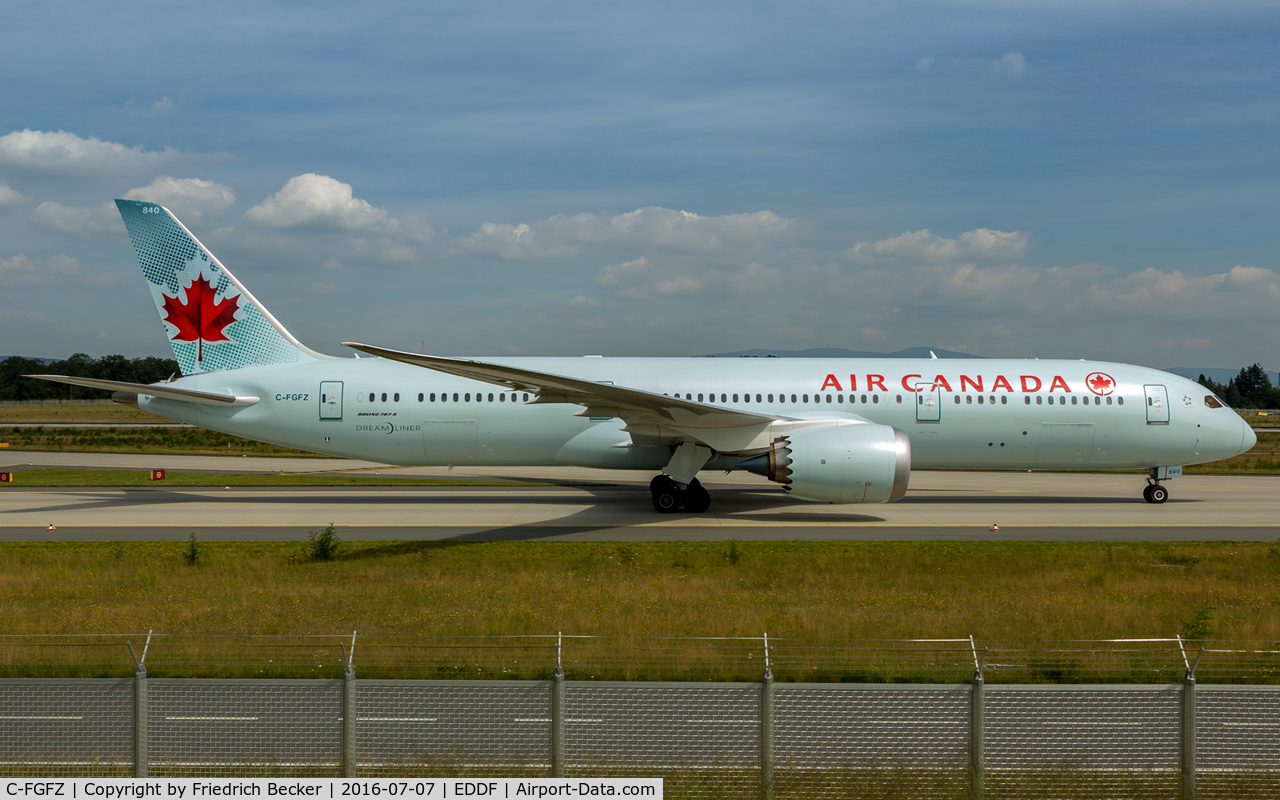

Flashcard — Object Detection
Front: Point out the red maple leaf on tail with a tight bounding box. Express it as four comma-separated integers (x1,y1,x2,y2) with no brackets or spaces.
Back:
161,274,240,361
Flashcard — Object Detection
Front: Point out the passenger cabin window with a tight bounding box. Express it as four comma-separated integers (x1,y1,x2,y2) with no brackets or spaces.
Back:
418,393,424,402
394,393,400,402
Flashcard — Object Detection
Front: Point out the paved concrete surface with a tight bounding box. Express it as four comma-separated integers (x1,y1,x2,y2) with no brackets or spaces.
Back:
2,451,1277,541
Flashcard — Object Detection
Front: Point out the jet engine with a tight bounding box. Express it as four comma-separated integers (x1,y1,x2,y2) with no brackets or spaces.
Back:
738,422,911,504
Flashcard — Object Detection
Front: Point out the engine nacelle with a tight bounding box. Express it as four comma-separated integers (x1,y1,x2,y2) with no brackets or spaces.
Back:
739,421,911,504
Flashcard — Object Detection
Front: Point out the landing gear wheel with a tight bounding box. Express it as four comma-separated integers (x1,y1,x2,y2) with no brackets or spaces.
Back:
683,478,711,514
1147,484,1168,504
651,474,681,513
651,487,680,513
1142,485,1154,503
650,474,678,494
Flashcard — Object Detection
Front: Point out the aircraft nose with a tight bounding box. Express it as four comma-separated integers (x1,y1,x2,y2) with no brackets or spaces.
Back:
1240,421,1257,455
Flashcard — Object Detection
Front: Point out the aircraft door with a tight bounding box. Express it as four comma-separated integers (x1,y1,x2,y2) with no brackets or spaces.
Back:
319,381,343,420
1144,384,1170,424
915,383,941,422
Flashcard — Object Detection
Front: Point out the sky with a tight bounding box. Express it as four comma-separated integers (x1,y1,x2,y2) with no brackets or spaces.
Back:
2,0,1279,369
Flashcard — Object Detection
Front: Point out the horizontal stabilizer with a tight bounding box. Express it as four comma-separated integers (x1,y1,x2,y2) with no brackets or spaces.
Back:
25,375,259,407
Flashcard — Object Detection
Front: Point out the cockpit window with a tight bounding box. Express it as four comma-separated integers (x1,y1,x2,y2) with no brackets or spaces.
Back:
1204,395,1224,409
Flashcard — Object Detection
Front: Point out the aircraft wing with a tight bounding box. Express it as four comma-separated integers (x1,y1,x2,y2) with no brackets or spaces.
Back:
342,343,781,448
25,375,260,407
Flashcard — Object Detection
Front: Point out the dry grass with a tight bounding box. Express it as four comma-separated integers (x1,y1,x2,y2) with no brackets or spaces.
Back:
0,468,563,487
0,402,166,423
1,540,1278,681
0,425,327,457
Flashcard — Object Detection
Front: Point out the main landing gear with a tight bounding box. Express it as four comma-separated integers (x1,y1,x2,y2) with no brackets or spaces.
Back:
650,474,711,514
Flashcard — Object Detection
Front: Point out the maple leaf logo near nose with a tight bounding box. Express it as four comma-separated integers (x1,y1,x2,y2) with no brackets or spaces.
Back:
1086,372,1116,395
161,274,240,362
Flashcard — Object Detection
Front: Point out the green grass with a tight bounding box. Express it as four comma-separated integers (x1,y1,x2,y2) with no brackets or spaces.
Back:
0,468,569,487
2,540,1279,682
1,425,326,456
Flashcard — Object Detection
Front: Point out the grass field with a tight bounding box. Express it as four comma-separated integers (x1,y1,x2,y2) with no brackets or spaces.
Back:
0,468,563,487
0,402,166,423
2,539,1278,681
1,425,328,457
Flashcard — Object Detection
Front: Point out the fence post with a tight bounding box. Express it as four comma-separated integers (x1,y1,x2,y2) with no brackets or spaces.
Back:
127,632,152,778
552,633,565,779
342,631,357,778
1179,637,1202,800
970,638,984,800
760,633,774,800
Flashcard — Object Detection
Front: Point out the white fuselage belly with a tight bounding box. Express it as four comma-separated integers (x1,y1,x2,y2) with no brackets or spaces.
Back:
141,357,1251,473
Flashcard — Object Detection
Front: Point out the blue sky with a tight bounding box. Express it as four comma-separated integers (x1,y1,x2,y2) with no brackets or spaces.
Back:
2,0,1279,369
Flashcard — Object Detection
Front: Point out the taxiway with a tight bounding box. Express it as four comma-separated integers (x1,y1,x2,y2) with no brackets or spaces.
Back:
1,451,1276,541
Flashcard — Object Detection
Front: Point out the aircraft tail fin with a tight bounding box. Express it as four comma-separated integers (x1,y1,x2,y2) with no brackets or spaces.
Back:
115,199,331,375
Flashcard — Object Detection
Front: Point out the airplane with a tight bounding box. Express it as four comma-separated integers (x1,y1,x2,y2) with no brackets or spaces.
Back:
30,200,1257,512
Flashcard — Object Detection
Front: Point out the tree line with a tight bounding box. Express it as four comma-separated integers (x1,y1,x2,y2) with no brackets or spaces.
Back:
1197,364,1280,410
0,354,180,401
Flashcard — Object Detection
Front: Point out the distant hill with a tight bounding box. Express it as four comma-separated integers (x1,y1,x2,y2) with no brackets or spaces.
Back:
703,347,981,359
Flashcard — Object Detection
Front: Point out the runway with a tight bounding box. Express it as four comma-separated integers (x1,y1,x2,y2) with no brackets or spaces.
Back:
1,451,1277,541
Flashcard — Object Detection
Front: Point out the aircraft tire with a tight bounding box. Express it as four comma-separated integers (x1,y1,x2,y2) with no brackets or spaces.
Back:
651,487,681,513
684,481,711,514
650,474,678,494
1148,485,1168,504
1142,485,1154,503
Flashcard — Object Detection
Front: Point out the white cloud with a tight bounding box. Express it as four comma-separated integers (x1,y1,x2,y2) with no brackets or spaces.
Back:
915,57,933,72
597,256,660,300
31,201,122,240
0,253,115,290
1086,265,1280,314
305,282,339,297
0,182,30,206
244,174,390,231
565,295,600,308
845,228,1030,262
597,256,785,302
770,325,816,339
992,52,1027,75
0,129,181,174
123,176,235,223
463,206,798,260
125,97,174,117
0,305,46,322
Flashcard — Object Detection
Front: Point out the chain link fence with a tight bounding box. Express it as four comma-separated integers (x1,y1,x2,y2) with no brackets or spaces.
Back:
2,635,1279,798
3,633,1279,683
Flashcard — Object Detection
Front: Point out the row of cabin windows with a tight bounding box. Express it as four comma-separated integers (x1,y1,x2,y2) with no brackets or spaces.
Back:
359,392,532,403
356,389,1124,408
667,392,1121,408
670,392,900,405
1020,395,1122,406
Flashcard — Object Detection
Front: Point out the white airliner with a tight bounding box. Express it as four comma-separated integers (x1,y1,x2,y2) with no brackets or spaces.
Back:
32,200,1257,511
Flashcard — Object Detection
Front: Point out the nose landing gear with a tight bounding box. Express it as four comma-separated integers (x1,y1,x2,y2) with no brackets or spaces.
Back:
1142,483,1168,504
650,475,711,514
